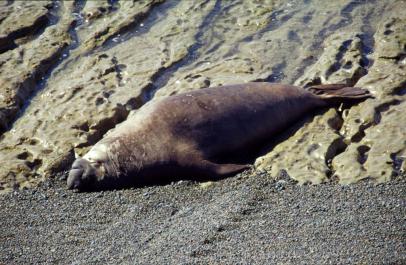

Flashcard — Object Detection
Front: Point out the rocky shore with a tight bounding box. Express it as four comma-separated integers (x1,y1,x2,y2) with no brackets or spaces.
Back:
0,0,405,264
0,0,405,191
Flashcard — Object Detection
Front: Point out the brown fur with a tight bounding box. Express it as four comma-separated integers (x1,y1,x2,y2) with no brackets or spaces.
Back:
67,82,371,190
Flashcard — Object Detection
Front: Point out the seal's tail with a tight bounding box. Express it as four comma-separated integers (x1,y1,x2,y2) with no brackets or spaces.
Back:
307,84,373,104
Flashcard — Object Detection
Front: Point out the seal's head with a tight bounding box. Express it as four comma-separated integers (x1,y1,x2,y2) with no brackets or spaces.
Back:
67,145,110,191
67,158,103,190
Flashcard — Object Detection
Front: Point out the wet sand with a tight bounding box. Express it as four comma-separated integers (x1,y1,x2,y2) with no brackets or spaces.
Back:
1,172,405,264
1,0,405,190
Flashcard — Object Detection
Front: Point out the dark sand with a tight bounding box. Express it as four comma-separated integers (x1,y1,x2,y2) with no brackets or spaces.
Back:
1,171,405,264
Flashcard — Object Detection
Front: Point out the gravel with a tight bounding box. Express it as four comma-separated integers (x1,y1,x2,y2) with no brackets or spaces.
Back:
1,171,405,264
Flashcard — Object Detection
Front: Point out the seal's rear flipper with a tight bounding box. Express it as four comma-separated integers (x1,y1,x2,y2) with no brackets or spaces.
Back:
307,84,373,104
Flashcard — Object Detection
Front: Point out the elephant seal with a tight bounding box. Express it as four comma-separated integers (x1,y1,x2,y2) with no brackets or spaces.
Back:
67,82,371,190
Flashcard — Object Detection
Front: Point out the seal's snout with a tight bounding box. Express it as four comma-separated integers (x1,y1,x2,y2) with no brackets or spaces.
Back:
67,158,89,190
67,168,83,189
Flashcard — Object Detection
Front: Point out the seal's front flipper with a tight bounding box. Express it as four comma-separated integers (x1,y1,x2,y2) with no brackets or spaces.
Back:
203,160,250,177
215,163,251,176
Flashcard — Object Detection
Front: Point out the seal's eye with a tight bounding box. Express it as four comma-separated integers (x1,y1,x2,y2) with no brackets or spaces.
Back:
91,160,102,168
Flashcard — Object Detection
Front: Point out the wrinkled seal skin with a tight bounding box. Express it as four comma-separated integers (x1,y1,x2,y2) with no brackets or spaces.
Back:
67,82,371,191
